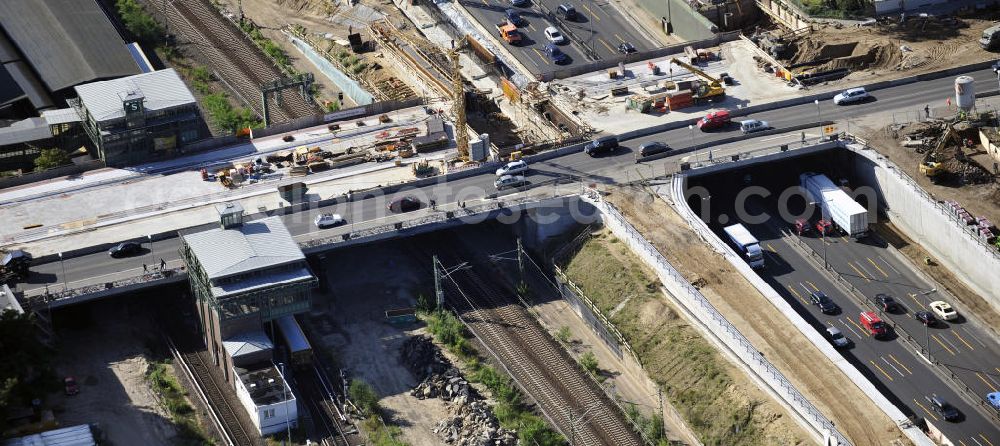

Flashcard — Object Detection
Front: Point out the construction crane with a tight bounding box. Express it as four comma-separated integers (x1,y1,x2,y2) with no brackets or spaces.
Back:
669,58,726,102
449,39,469,160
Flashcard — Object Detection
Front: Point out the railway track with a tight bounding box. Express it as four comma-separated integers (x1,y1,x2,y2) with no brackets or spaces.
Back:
167,335,261,446
427,239,644,446
163,0,319,124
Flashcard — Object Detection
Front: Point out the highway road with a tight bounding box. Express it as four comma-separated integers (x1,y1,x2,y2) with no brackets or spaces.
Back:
10,63,1000,444
461,0,653,75
688,162,1000,445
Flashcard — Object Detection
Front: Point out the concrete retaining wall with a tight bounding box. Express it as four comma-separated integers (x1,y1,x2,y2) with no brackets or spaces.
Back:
0,159,105,190
848,143,1000,315
632,0,717,41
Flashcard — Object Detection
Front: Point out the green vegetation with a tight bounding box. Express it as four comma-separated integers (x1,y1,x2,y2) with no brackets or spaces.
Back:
361,415,408,446
201,92,260,134
239,21,293,74
347,379,409,446
563,234,780,445
146,360,214,445
578,351,600,378
33,148,70,171
622,403,670,446
0,310,55,434
792,0,870,18
556,326,571,344
348,379,380,416
116,0,164,44
189,67,213,94
421,310,564,446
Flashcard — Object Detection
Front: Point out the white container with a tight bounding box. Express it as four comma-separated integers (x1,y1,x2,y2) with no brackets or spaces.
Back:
955,76,975,111
800,172,869,237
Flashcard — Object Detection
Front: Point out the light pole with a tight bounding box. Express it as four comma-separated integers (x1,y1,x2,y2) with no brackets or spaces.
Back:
994,64,1000,105
147,234,154,270
814,99,822,138
58,252,67,291
688,124,695,148
570,400,604,446
279,362,292,444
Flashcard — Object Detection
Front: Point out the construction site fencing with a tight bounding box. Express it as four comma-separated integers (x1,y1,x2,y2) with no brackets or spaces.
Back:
551,266,630,362
584,187,853,446
289,35,374,105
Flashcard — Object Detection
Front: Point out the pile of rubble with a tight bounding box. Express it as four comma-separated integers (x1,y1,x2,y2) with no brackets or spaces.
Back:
434,399,517,446
895,120,996,185
400,336,517,445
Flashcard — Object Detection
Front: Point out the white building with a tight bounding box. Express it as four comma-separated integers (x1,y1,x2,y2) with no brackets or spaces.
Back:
225,331,298,436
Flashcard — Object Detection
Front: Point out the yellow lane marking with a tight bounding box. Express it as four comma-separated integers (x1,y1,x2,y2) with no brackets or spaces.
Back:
963,327,987,347
581,3,601,21
854,261,876,280
531,48,550,66
766,243,777,252
849,262,871,282
614,33,625,43
981,434,996,446
953,331,975,351
908,293,927,311
888,354,912,375
849,318,868,337
871,360,894,381
481,0,489,5
598,38,615,54
931,334,956,356
977,372,999,392
913,399,937,421
786,285,808,305
958,440,966,446
528,23,536,32
840,319,863,339
806,281,819,291
867,257,889,277
881,356,905,377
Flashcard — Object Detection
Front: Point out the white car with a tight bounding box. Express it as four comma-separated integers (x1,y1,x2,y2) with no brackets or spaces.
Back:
833,87,870,105
496,160,528,177
929,300,958,321
544,27,566,44
739,119,769,134
314,213,345,228
494,174,528,190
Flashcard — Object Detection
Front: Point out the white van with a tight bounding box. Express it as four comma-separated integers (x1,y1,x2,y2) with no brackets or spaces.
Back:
739,119,769,134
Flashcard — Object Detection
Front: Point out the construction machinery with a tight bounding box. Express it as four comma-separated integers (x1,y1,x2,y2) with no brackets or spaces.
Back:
495,21,522,44
669,58,726,103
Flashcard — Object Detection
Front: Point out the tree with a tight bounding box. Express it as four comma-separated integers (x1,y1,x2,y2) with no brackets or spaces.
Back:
33,148,70,171
0,310,54,433
116,0,163,44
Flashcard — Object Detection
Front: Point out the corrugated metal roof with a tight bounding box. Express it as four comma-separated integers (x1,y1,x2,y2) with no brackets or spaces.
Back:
40,108,81,125
0,117,51,146
276,315,310,353
74,68,195,123
210,266,313,299
182,217,305,281
3,424,95,446
0,0,140,93
223,330,274,358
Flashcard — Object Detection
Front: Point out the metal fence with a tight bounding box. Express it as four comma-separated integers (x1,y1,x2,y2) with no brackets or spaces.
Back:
584,187,851,446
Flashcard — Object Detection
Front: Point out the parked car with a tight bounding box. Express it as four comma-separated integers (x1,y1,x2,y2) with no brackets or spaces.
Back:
495,174,528,190
833,87,870,105
826,327,850,348
505,9,524,26
544,26,566,44
544,44,569,64
697,110,731,131
618,42,637,54
927,395,960,421
314,213,345,229
282,135,295,142
915,310,937,326
108,242,141,258
510,0,529,6
496,160,528,177
872,293,898,313
793,218,811,235
556,4,577,20
809,291,839,314
739,119,769,134
988,392,1000,410
64,376,79,396
637,141,670,157
583,136,619,156
929,300,958,321
388,196,422,213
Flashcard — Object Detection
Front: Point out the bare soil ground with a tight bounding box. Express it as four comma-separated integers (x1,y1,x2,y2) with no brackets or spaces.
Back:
780,11,1000,86
50,301,181,445
306,242,449,446
606,186,911,446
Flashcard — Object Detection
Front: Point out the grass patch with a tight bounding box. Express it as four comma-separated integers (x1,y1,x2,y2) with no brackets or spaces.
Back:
346,379,408,445
146,360,214,445
563,234,775,446
420,310,564,446
239,21,295,74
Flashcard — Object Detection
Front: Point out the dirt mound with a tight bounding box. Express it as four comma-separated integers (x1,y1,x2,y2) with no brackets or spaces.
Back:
274,0,334,14
789,37,901,72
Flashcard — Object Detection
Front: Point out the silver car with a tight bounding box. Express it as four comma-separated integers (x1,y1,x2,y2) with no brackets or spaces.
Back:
826,327,850,348
494,174,528,190
314,213,345,228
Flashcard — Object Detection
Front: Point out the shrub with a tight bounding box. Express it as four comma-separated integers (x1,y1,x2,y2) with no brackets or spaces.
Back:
348,379,380,416
579,351,599,376
33,148,70,171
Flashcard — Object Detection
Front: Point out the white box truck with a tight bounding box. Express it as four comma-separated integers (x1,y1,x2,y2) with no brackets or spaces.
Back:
723,223,765,269
800,172,869,237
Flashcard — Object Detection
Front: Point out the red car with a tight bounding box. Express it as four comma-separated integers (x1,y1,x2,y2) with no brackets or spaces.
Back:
64,376,79,396
815,219,833,236
697,109,731,131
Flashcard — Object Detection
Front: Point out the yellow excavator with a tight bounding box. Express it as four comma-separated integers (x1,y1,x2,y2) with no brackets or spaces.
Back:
920,124,957,183
669,58,726,102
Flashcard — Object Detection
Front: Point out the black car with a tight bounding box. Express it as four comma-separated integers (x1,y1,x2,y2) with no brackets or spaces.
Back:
504,9,524,26
556,4,577,21
915,310,937,326
1,250,32,275
108,242,142,258
927,395,960,421
583,136,619,156
809,291,839,314
388,196,422,213
618,42,637,54
638,141,670,157
872,293,898,312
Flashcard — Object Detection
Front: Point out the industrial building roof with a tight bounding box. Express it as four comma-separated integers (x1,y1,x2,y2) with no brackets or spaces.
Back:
223,330,274,359
0,108,80,146
2,424,95,446
74,69,196,122
0,0,140,93
182,217,306,281
236,364,295,407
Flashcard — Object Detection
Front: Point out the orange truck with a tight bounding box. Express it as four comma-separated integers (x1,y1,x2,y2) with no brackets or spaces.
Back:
495,21,522,44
